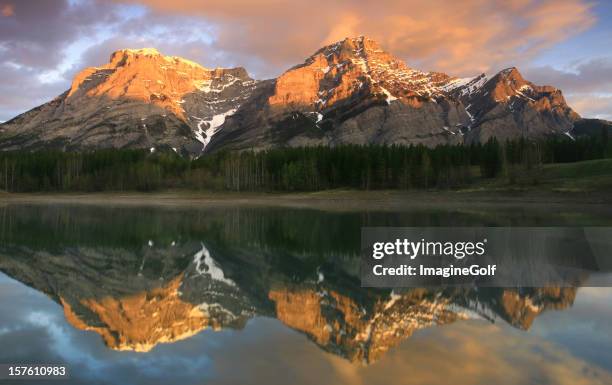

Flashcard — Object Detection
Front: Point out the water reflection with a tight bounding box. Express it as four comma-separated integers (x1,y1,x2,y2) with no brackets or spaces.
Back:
0,203,611,384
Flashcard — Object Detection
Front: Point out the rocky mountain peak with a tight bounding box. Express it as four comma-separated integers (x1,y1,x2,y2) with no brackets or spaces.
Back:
497,66,525,81
484,67,533,101
316,36,386,62
452,65,580,143
107,47,206,71
66,48,253,121
268,36,458,112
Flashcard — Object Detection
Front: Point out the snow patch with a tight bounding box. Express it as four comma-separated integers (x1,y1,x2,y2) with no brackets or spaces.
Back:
193,243,236,286
192,108,237,151
515,89,535,102
380,87,397,104
198,302,237,320
124,48,160,56
465,104,476,124
384,291,402,310
442,126,456,135
194,77,241,94
459,75,488,97
440,77,473,92
193,79,212,92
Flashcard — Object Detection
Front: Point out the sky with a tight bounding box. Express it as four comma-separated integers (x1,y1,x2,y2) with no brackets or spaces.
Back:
0,0,611,121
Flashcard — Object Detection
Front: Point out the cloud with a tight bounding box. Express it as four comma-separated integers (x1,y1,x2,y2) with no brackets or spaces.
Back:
349,321,612,385
0,63,68,121
524,57,612,119
0,0,119,69
529,287,612,370
1,3,14,17
566,95,612,120
0,0,125,119
70,11,240,74
114,0,596,76
525,58,612,93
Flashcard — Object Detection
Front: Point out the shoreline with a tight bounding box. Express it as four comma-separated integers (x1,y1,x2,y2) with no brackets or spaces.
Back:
1,189,609,210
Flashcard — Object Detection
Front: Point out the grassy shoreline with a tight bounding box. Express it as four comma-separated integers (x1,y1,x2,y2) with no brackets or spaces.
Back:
1,188,610,210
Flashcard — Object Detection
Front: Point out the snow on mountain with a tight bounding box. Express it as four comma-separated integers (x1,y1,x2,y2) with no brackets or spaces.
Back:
193,243,236,286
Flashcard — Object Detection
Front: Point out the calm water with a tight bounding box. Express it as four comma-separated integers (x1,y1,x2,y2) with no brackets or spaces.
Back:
0,202,611,385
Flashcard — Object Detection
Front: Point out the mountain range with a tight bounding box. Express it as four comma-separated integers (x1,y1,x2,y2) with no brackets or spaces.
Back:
0,241,577,363
0,36,604,156
0,204,580,363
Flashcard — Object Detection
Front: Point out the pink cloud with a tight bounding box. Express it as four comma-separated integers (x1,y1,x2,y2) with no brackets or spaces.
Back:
566,94,612,120
114,0,596,76
1,3,14,17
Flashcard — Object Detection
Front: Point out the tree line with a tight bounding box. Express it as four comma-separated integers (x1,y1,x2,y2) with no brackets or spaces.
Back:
0,133,610,193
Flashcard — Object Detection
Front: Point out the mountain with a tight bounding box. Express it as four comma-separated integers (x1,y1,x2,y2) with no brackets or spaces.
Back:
0,48,260,155
0,37,586,156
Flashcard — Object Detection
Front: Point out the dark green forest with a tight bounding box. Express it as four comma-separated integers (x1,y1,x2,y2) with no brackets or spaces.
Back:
0,133,610,192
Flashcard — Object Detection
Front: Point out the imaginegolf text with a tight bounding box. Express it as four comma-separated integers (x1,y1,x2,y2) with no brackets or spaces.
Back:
372,264,497,278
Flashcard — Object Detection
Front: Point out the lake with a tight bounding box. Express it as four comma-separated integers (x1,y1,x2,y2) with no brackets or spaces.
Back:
0,201,611,385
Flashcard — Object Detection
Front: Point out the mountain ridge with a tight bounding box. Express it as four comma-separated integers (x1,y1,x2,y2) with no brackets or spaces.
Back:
0,36,592,156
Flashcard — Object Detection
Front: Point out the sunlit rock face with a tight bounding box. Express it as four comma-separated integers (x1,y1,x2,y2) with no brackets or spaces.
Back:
67,48,214,118
59,265,258,352
60,275,210,352
268,288,467,364
268,37,461,110
495,287,578,330
1,37,582,155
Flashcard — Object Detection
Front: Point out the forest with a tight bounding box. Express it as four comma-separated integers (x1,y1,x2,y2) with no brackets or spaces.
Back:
0,132,610,193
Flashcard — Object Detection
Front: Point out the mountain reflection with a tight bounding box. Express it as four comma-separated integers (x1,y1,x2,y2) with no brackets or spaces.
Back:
0,204,588,364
